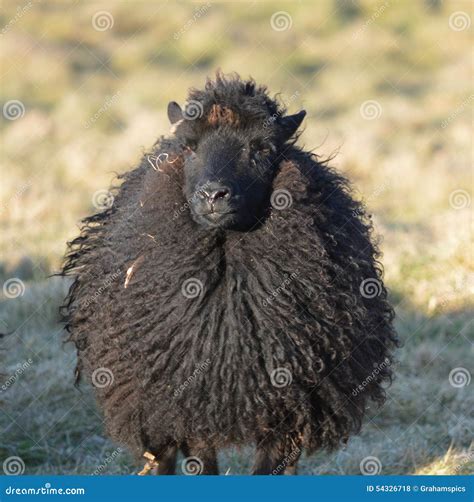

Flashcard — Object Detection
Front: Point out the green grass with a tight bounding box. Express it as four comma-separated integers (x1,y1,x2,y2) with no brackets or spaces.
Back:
1,0,472,475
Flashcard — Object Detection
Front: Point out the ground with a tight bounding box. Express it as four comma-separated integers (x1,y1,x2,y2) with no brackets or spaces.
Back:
0,0,472,475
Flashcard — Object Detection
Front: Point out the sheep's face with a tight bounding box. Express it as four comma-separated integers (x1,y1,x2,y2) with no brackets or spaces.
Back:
167,101,305,231
182,128,279,231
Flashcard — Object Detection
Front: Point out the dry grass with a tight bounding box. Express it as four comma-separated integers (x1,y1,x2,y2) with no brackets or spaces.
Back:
0,0,472,475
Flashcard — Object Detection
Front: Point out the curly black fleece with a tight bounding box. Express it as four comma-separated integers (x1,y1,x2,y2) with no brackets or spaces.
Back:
62,74,398,458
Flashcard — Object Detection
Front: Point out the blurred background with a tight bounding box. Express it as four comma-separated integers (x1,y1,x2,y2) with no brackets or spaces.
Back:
0,0,472,475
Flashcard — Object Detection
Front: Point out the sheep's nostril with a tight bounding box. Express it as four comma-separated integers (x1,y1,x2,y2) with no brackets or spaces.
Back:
208,187,231,203
211,189,230,200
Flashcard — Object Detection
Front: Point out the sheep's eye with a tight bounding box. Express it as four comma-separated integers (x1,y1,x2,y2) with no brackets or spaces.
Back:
249,140,272,157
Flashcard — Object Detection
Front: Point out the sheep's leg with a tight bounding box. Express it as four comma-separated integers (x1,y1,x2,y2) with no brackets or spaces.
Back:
155,445,178,475
181,442,219,475
252,440,285,475
253,437,301,475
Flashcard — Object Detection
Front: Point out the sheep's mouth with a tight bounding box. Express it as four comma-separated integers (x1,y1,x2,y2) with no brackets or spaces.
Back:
191,208,242,229
200,209,236,218
199,210,237,225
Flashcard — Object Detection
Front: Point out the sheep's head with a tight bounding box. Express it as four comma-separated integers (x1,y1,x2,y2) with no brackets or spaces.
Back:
166,76,305,231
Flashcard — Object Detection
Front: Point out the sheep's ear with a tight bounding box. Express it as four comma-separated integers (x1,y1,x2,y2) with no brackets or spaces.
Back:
279,110,306,140
167,101,183,124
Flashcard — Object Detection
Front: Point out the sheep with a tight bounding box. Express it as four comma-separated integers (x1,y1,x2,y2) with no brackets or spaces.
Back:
62,72,398,475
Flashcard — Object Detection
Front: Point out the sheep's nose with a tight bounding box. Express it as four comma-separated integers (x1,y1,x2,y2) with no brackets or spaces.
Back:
198,183,232,203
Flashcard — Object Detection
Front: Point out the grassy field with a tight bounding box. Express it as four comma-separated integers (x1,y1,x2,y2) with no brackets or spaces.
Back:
0,0,472,475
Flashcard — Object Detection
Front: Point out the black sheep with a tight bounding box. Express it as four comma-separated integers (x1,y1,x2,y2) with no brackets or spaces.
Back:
62,72,398,475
